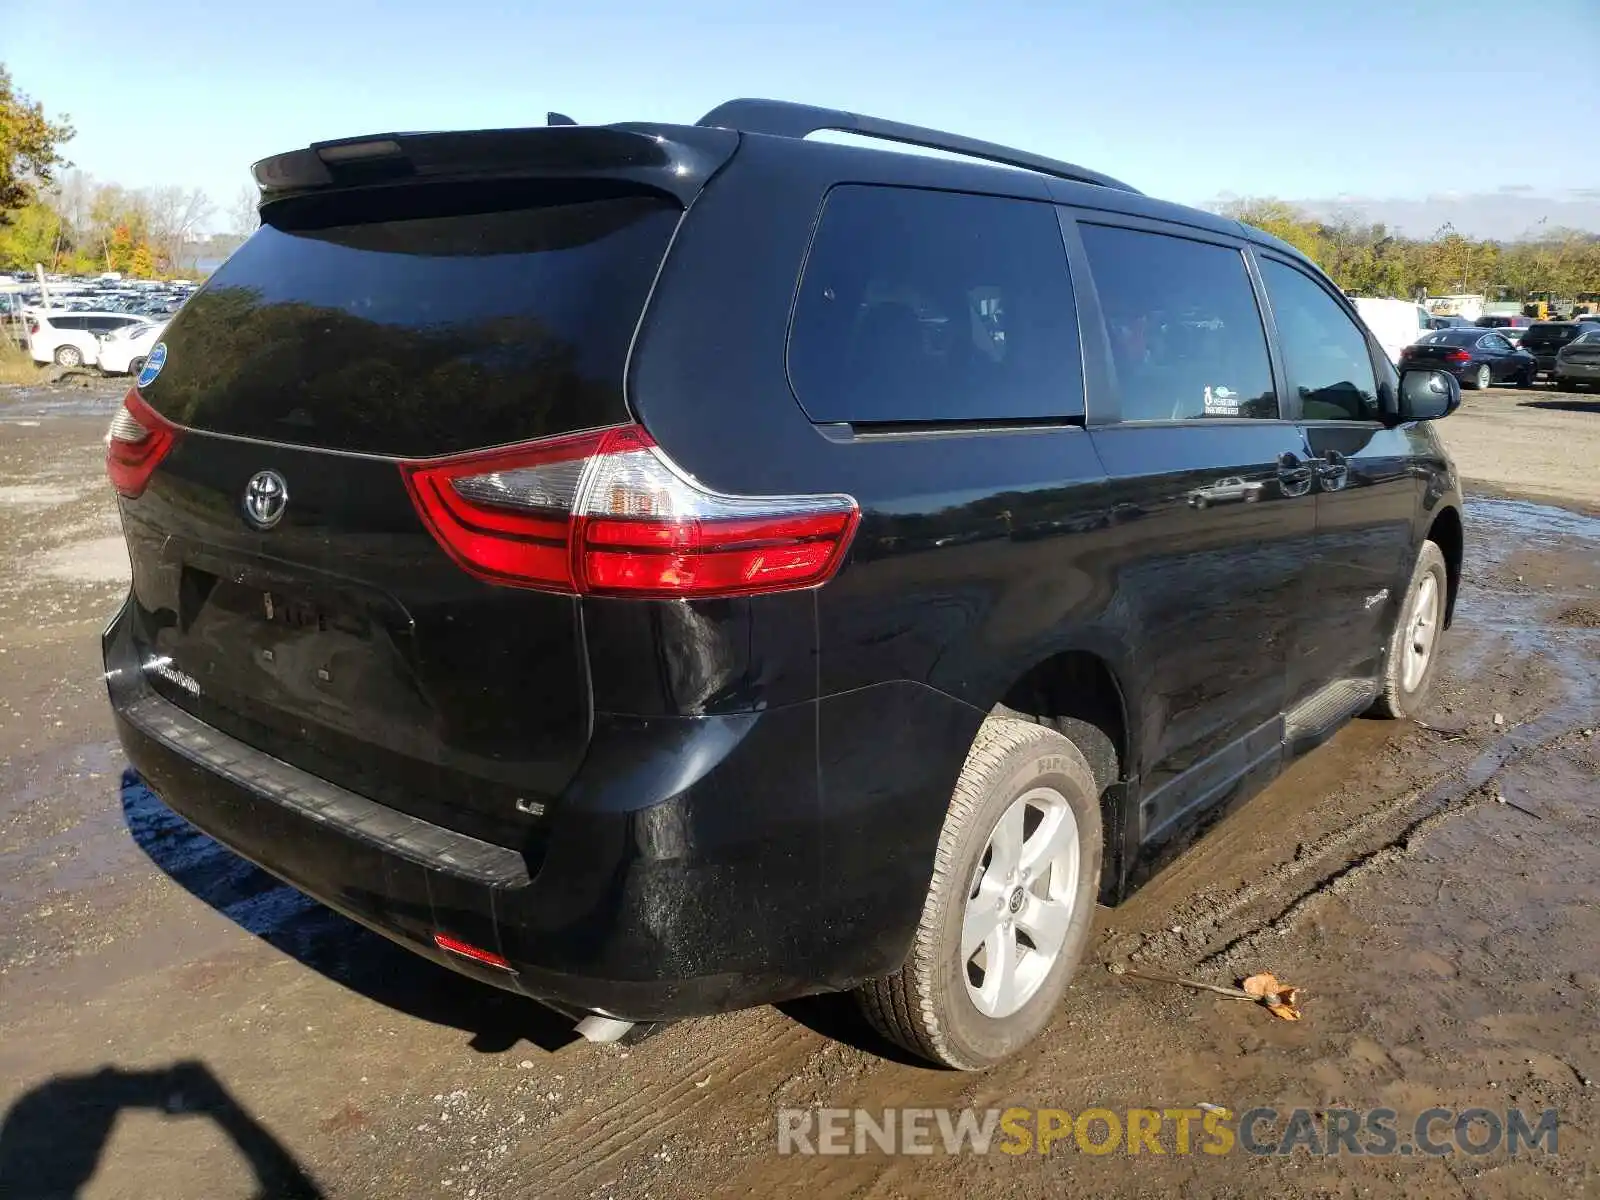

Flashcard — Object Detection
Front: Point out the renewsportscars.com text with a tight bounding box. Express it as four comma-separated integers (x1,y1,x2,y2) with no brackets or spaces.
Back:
776,1106,1559,1158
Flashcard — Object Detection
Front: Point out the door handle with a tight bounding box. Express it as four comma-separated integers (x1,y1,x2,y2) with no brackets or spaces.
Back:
1277,451,1314,497
1317,450,1349,492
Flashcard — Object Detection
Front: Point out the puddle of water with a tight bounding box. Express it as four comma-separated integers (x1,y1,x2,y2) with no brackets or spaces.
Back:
1465,497,1600,553
0,386,123,422
35,537,130,584
0,484,87,508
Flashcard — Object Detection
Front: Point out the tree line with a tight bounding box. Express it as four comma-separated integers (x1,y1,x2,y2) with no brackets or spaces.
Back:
1215,198,1600,302
0,64,256,277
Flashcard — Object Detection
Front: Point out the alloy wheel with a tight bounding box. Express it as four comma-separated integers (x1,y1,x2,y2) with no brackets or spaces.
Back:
1403,572,1441,692
961,786,1080,1019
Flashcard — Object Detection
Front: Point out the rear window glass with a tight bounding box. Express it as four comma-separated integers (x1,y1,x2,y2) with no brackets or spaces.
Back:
140,194,681,457
1080,224,1276,420
788,185,1082,424
1524,323,1578,344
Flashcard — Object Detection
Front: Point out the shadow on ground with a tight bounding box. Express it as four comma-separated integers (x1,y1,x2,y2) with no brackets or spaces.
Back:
1519,397,1600,414
119,770,577,1055
0,1060,322,1199
775,992,940,1068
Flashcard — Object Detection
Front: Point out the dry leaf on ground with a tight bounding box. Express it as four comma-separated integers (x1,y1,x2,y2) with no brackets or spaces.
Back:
1241,972,1303,1021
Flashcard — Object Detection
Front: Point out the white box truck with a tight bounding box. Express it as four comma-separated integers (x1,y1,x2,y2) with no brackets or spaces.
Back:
1354,298,1434,367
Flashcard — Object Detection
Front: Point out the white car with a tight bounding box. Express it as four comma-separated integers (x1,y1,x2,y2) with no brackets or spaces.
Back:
96,321,165,375
25,310,152,368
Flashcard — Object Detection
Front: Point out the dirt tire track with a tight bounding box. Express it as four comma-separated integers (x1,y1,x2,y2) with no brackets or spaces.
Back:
495,1013,818,1194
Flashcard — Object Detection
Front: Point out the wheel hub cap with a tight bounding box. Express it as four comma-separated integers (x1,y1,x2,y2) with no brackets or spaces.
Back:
961,786,1080,1020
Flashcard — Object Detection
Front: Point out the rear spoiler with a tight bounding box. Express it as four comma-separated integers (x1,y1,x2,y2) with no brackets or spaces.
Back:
251,123,739,207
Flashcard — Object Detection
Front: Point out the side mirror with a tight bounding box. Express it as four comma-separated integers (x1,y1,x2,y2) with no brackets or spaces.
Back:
1398,369,1461,422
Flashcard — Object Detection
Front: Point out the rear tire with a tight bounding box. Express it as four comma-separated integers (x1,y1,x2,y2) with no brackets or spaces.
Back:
1472,364,1491,391
53,345,83,368
1370,541,1449,719
127,356,146,378
855,717,1101,1069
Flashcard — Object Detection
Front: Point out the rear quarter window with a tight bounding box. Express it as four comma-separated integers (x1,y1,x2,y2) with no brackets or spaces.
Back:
787,185,1082,424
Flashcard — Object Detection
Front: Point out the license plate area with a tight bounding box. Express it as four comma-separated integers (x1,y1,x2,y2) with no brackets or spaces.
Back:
162,550,417,734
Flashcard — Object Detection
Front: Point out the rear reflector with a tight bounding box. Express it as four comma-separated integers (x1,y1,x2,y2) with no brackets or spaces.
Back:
105,388,178,498
400,424,860,598
432,932,513,970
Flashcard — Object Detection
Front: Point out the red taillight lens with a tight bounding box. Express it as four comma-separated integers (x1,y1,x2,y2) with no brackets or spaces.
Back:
1449,349,1472,362
583,510,857,595
402,427,604,591
105,388,177,498
28,319,39,335
399,424,860,598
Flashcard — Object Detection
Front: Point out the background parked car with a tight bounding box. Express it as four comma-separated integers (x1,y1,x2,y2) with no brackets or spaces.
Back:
1474,314,1531,330
26,310,151,367
1426,314,1475,330
1554,329,1600,390
95,321,165,375
1401,328,1536,389
1520,319,1600,378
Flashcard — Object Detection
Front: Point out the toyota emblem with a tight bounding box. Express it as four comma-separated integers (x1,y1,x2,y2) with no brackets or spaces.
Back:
243,470,289,530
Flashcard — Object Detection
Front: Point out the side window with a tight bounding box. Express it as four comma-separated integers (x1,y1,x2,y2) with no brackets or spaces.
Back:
788,186,1081,424
1259,259,1380,422
1078,223,1276,421
85,317,118,333
1486,334,1512,352
54,316,85,331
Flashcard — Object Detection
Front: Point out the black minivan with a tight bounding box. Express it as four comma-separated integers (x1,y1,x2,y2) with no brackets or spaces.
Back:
104,100,1465,1069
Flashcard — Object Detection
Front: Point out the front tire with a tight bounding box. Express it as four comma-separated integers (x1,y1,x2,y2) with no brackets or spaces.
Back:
1370,541,1448,719
127,356,146,378
54,344,83,368
855,717,1101,1069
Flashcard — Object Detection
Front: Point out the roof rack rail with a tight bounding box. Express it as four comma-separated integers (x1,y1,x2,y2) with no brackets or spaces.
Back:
696,98,1140,194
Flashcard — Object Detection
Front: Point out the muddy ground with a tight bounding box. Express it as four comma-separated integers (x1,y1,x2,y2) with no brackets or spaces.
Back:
0,378,1596,1199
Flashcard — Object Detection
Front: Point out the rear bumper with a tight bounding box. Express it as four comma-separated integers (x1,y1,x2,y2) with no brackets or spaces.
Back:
105,602,977,1020
1555,361,1600,382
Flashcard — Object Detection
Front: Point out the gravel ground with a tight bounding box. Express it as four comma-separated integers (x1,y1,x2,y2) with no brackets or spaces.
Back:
0,377,1596,1199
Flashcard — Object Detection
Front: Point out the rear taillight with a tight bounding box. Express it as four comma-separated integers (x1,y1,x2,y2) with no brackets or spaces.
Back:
400,424,860,597
27,319,39,335
105,388,178,498
1449,350,1472,362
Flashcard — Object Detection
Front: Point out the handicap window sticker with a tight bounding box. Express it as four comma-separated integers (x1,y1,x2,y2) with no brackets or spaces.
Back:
136,342,167,389
1203,384,1240,416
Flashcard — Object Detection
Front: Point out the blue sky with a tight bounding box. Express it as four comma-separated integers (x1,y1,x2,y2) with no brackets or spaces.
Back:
8,0,1599,234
